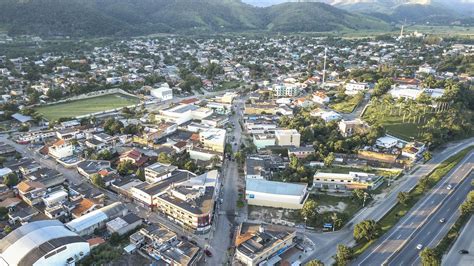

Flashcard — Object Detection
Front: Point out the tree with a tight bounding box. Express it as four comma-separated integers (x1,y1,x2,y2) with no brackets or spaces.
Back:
353,219,380,242
3,225,12,234
157,152,172,164
352,189,365,203
307,259,324,266
117,160,133,176
397,192,411,206
184,160,197,172
335,245,353,266
136,168,145,182
331,212,343,230
3,173,18,188
459,191,474,216
324,152,335,167
419,248,440,266
301,199,318,225
422,151,432,162
91,174,105,188
110,232,121,246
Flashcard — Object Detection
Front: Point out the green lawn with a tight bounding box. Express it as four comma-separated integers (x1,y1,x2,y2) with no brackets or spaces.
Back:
363,105,424,141
36,93,139,121
330,93,364,113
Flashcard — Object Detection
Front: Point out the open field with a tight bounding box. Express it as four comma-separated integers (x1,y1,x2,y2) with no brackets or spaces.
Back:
35,93,139,121
329,93,364,113
363,105,424,141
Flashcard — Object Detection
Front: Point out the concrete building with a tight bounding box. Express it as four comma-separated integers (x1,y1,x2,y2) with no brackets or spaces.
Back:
159,104,212,125
0,220,90,266
66,202,127,236
144,162,178,184
106,213,142,236
252,133,276,150
150,85,173,101
275,129,300,147
288,146,315,159
245,179,308,209
199,128,226,153
345,82,368,95
313,172,384,191
48,139,73,159
338,119,370,137
234,223,297,266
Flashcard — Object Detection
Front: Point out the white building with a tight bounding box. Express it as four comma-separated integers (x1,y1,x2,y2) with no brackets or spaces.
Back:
389,85,424,100
252,133,276,150
313,172,383,191
375,136,400,149
275,129,300,147
345,82,368,95
0,220,90,266
159,104,213,125
48,139,74,159
150,85,173,101
245,179,308,209
200,128,226,153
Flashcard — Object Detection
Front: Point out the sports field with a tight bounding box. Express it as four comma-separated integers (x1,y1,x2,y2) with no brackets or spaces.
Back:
36,93,139,121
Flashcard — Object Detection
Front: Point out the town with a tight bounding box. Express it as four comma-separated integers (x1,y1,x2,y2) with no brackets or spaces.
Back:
0,32,472,266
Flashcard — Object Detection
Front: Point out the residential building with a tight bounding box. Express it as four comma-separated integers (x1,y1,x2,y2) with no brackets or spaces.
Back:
234,223,297,266
199,128,226,153
106,213,142,236
144,162,178,184
252,133,276,150
338,119,370,137
275,129,300,147
150,85,173,101
48,139,74,159
312,91,330,104
345,81,368,95
288,146,315,159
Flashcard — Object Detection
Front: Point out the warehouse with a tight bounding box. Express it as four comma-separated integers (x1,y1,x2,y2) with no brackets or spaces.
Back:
245,179,308,209
0,220,90,266
66,202,127,236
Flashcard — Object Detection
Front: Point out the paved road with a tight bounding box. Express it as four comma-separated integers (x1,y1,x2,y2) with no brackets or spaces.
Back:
302,137,474,265
205,96,245,265
443,216,474,266
354,152,474,266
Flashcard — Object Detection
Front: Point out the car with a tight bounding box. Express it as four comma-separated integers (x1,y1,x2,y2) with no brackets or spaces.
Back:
459,250,469,254
204,249,213,257
447,185,453,190
416,244,423,250
439,218,446,223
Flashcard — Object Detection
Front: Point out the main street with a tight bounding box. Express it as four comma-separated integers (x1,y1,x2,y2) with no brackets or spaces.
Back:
354,152,474,265
302,137,474,265
205,95,245,265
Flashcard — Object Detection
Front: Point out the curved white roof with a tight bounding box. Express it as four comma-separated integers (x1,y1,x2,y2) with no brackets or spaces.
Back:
0,220,79,266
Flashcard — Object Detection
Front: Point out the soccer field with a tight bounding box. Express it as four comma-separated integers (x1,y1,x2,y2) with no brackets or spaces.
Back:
35,93,140,121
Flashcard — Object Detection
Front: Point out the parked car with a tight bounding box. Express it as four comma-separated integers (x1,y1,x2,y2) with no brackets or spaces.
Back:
447,184,453,190
204,249,213,257
416,244,423,250
459,250,469,254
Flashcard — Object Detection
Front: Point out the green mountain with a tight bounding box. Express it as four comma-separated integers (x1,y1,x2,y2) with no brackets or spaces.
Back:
0,0,390,37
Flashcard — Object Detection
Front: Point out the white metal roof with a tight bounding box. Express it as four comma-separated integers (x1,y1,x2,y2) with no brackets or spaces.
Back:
66,209,108,233
246,179,306,197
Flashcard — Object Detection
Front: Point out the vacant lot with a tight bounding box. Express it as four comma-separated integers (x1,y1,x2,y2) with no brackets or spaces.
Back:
362,105,425,141
36,93,139,121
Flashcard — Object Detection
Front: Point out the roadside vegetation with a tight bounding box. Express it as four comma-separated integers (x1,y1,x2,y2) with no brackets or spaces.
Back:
352,146,473,257
329,92,364,114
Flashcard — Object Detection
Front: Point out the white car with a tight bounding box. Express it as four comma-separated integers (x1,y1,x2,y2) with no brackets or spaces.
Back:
439,218,446,223
447,185,453,190
416,244,423,250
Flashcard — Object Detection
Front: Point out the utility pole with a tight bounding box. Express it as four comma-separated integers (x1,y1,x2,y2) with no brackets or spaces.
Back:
322,47,327,85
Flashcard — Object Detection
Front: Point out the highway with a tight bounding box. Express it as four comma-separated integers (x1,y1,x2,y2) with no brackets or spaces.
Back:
302,137,474,265
443,216,474,266
354,152,474,266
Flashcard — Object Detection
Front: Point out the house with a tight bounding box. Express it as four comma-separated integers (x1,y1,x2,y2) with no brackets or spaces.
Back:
288,146,315,159
106,213,142,236
401,142,426,160
77,160,114,179
48,139,74,159
338,119,370,137
252,133,276,150
345,81,368,95
312,91,330,104
71,198,101,218
144,162,178,184
199,128,226,153
375,136,400,149
119,149,148,167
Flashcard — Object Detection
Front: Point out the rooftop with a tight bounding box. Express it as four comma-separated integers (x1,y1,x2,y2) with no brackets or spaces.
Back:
245,179,307,197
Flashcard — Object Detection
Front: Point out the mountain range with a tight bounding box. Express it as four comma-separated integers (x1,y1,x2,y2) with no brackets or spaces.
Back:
0,0,392,37
0,0,471,38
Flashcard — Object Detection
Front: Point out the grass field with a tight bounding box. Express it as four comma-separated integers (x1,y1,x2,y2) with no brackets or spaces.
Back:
36,93,139,121
329,93,364,114
363,105,424,141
